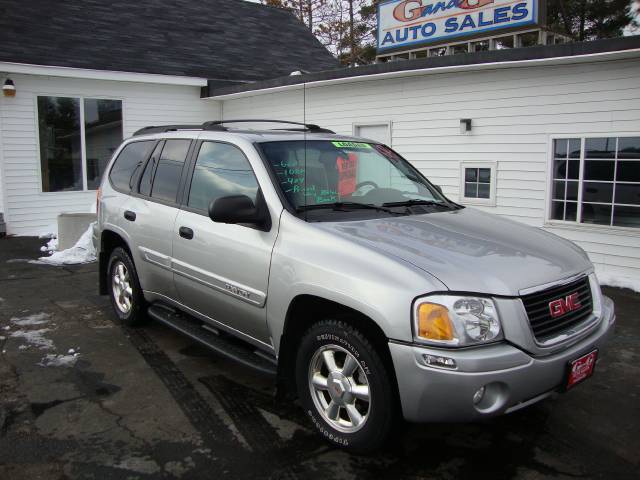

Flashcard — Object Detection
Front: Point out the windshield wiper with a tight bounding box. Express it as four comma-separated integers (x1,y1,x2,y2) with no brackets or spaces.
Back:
296,202,405,215
382,199,450,208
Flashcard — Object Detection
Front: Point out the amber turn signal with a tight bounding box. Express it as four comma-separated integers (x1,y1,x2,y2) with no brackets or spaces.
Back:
417,303,455,341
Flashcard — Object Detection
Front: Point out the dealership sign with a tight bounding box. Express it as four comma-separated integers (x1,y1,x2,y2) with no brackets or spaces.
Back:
377,0,539,52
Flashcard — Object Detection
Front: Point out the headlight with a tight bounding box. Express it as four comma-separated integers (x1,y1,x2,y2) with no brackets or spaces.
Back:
413,295,503,347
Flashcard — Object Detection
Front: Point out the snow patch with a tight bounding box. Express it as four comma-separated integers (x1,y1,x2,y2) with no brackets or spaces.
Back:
597,271,640,293
34,223,96,266
40,236,58,253
10,328,54,350
38,353,79,368
11,312,51,326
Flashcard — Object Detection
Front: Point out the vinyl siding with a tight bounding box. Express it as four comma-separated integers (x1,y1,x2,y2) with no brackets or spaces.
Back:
0,74,220,235
222,57,640,281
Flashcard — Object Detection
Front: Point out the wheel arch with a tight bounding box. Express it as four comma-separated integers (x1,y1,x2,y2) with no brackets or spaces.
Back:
99,229,133,295
276,294,399,404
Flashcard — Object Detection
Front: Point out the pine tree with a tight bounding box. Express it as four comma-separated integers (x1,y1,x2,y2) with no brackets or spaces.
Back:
547,0,636,41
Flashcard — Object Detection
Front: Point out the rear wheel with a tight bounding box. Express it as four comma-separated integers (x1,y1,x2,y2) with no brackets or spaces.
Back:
296,319,395,452
107,247,146,326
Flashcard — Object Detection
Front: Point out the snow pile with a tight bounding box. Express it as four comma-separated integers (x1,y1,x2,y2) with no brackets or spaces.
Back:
38,351,80,368
34,222,97,266
10,328,54,350
597,271,640,293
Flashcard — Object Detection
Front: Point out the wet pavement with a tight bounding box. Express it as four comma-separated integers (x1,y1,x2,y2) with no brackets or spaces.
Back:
0,236,638,479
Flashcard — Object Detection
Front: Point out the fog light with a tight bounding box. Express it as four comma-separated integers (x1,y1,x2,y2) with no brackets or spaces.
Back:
423,354,457,369
473,386,486,405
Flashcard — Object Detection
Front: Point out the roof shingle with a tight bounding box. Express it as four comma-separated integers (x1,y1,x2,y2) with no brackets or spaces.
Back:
0,0,339,81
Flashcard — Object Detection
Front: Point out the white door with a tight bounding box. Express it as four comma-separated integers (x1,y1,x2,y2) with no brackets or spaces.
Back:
353,123,391,145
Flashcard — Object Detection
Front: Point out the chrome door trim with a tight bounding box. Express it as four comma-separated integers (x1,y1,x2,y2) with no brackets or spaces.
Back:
139,246,172,271
171,258,267,307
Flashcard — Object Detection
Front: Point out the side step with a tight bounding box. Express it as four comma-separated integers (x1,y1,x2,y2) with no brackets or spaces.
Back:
147,304,277,376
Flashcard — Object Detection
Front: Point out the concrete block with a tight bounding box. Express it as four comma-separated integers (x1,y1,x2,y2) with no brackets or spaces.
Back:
57,213,97,250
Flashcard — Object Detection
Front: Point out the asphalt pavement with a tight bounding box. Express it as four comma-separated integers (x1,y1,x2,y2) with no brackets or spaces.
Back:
0,236,638,479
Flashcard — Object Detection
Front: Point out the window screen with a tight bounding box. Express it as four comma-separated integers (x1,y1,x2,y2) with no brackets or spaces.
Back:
109,141,155,192
150,140,191,203
188,142,259,212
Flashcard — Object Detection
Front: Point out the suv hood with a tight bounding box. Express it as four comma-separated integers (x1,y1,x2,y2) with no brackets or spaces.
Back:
315,208,592,296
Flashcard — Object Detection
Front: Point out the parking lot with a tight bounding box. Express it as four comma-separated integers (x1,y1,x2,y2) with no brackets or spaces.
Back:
0,236,638,479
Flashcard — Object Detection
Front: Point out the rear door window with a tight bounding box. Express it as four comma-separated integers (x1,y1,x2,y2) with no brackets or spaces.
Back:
109,141,155,192
150,140,191,203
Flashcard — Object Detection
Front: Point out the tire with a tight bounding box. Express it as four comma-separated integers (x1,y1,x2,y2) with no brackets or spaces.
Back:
107,247,147,326
295,319,395,453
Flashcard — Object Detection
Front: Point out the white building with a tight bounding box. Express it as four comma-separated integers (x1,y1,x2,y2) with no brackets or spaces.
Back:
0,1,639,285
200,38,640,285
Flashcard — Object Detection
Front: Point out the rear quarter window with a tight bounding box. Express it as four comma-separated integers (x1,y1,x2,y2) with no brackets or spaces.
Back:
109,141,155,192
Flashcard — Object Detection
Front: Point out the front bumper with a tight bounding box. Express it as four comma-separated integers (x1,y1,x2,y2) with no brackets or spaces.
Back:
390,295,616,423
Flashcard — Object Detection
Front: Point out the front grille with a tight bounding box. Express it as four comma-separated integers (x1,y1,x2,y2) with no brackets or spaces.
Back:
521,277,593,342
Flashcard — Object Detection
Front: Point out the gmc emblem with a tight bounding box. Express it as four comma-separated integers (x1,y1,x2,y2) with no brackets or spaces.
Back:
549,292,582,318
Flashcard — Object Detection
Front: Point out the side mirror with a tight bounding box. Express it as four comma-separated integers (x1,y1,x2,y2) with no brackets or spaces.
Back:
208,191,271,231
433,185,443,194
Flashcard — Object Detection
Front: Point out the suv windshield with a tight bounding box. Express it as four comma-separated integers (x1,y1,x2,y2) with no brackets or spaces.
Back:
260,140,452,215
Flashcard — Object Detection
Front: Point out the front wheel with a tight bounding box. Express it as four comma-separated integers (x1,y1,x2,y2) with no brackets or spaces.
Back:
295,319,395,452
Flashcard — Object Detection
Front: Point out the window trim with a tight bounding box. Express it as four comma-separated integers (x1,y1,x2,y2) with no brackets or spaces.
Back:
34,93,125,194
459,161,497,206
545,133,640,235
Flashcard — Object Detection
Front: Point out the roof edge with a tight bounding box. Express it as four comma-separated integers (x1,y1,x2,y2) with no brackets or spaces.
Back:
0,61,209,86
204,36,640,99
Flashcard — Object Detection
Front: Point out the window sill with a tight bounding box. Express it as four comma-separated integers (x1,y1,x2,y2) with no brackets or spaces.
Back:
544,220,640,237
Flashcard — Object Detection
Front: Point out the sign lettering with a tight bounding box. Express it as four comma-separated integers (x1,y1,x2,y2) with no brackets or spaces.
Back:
377,0,539,52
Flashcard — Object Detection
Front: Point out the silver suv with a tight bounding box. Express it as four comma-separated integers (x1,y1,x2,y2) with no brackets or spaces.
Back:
94,120,616,452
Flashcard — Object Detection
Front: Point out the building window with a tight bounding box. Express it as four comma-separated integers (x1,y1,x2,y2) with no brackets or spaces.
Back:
550,137,640,229
460,162,496,205
38,96,123,192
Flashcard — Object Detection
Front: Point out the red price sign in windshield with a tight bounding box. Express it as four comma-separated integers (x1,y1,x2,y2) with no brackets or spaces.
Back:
337,153,359,197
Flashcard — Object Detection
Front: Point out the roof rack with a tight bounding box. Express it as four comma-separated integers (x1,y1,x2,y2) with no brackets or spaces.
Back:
202,119,335,133
133,119,335,136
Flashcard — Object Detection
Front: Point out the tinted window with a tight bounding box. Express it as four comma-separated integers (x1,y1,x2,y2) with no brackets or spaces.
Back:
188,142,259,212
149,140,190,203
37,96,82,192
109,141,154,192
138,142,164,197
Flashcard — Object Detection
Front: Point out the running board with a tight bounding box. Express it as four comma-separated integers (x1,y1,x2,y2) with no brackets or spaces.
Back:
147,304,277,376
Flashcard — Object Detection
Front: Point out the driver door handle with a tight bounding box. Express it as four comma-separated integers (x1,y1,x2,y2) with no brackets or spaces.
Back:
179,226,194,240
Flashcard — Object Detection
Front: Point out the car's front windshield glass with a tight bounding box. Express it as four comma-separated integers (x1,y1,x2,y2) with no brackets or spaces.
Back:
260,140,451,214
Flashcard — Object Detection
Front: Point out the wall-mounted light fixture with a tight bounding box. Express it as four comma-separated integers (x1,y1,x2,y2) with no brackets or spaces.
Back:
460,118,472,134
3,79,16,97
